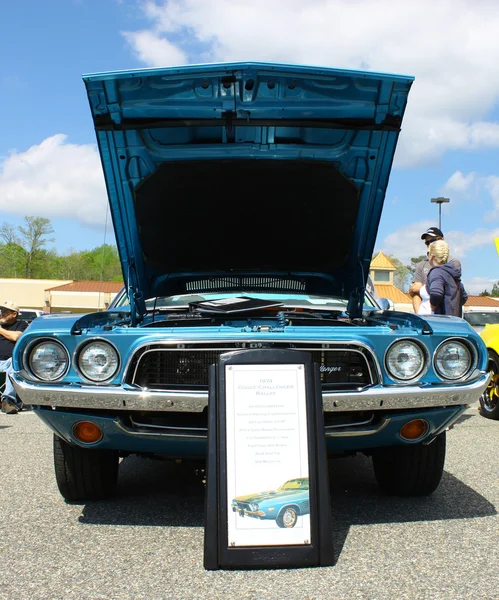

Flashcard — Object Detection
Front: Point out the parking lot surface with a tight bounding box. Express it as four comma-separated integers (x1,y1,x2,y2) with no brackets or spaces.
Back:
0,408,498,600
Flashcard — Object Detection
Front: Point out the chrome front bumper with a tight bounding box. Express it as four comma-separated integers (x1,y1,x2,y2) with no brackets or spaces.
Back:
11,371,491,413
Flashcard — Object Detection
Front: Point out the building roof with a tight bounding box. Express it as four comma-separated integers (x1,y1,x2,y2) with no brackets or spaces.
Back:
374,284,412,304
46,281,123,293
370,252,396,270
464,296,499,307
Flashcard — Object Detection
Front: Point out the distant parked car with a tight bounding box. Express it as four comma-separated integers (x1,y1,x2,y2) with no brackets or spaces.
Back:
19,309,44,323
463,310,499,334
478,325,499,419
232,478,310,528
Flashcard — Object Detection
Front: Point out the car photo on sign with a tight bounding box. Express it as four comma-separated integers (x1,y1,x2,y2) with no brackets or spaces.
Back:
231,478,310,529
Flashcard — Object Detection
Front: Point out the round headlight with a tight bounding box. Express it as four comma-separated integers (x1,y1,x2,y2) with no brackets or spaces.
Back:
29,341,69,381
434,340,472,380
78,341,119,382
385,340,425,381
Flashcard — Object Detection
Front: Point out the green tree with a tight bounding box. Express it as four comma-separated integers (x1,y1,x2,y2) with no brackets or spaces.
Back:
0,217,123,282
0,223,26,277
17,216,55,278
387,255,410,292
406,255,427,280
478,283,499,297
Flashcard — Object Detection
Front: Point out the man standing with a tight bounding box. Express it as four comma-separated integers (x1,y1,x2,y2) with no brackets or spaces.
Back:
409,227,462,314
0,301,28,414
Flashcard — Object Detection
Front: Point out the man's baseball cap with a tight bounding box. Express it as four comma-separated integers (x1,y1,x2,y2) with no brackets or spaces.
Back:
1,300,20,313
421,226,444,240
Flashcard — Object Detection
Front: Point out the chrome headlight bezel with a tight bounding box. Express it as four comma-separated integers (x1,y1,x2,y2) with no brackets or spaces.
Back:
433,338,477,381
384,338,429,383
24,338,70,382
75,339,120,383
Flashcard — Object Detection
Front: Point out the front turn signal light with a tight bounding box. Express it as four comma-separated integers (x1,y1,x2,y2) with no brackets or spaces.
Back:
73,421,103,444
400,419,429,441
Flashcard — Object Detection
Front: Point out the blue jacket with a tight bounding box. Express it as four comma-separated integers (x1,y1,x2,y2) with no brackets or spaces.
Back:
427,262,467,317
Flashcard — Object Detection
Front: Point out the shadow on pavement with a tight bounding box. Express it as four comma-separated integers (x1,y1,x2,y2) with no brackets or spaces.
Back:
453,412,478,425
327,453,496,562
79,452,496,565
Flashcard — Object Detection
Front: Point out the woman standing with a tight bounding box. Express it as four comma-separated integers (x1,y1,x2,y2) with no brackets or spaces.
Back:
426,240,467,316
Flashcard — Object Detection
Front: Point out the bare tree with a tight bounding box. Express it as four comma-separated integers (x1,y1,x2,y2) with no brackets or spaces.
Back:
18,216,55,278
0,222,20,246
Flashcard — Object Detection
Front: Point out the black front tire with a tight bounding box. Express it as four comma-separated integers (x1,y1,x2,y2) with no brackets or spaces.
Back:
53,434,119,502
372,432,446,496
479,351,499,420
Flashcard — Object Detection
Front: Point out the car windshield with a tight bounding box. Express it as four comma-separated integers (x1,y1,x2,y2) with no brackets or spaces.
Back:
464,312,499,326
112,290,378,311
20,311,38,320
278,479,309,491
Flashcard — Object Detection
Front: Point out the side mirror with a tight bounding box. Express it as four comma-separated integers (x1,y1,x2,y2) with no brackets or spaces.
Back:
377,298,394,311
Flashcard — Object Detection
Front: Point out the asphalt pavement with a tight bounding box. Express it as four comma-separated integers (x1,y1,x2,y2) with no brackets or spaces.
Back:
0,407,498,600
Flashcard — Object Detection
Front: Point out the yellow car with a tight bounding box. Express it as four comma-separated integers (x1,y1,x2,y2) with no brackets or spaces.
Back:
480,324,499,419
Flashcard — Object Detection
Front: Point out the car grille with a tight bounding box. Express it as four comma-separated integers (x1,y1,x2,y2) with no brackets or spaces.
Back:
126,343,378,392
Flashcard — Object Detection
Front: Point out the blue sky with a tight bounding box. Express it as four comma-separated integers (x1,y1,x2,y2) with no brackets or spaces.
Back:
1,0,498,294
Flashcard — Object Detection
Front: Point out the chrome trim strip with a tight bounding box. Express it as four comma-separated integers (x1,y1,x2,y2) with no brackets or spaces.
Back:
324,415,375,429
129,415,206,432
11,371,491,412
325,418,390,437
114,418,205,439
129,343,377,389
120,338,383,385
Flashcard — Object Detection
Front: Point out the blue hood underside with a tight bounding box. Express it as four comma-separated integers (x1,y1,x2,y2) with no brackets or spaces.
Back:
83,62,413,318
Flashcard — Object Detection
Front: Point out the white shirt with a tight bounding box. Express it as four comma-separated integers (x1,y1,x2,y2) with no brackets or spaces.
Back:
418,284,433,315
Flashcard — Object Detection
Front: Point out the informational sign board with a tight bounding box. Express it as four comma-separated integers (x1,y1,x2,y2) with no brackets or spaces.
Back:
204,349,333,570
226,363,310,547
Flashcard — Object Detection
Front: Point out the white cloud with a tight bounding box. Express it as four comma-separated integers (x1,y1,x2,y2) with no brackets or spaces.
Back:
122,0,499,166
445,227,499,259
380,221,434,265
464,277,499,296
379,222,499,265
484,175,499,221
443,171,476,193
0,134,107,227
122,29,188,66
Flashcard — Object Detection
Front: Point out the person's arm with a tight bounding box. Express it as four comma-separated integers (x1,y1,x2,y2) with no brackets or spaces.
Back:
409,261,426,312
0,326,23,343
428,271,444,311
460,283,468,305
409,281,423,313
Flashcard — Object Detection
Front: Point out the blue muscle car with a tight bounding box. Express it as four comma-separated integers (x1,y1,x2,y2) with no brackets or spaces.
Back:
232,478,310,529
10,61,490,503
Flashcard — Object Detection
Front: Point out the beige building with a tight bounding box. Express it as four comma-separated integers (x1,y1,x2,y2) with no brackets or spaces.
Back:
369,252,413,312
464,295,499,313
0,278,123,314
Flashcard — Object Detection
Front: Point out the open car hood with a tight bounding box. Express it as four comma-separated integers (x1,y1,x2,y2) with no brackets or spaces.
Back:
84,62,413,318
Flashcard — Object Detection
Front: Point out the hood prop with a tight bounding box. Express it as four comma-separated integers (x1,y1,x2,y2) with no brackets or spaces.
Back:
126,262,145,326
